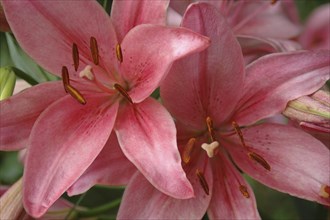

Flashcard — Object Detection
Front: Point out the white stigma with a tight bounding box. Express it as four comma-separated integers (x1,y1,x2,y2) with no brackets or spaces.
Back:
79,65,94,80
201,141,219,158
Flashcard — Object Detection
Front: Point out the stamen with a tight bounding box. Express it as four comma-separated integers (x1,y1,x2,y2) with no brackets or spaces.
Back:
319,184,330,199
201,141,219,158
206,116,215,142
62,66,70,93
232,121,247,148
271,0,278,5
239,185,250,198
90,36,99,65
65,84,86,105
114,83,133,104
196,169,209,195
116,44,123,63
79,65,94,80
248,152,271,171
182,138,196,164
72,43,79,71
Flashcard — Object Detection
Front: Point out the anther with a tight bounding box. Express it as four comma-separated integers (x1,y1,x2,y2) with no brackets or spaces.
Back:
90,36,99,65
201,141,219,158
65,84,86,105
62,66,70,93
319,184,330,199
114,83,133,104
116,44,123,63
206,116,215,142
72,43,79,71
239,185,250,198
196,169,209,195
182,138,196,164
79,65,94,81
271,0,278,5
248,152,271,171
232,121,247,148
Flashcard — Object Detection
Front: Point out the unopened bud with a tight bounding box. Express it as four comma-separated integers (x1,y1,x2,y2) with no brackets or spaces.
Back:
0,66,16,100
0,178,25,219
283,90,330,132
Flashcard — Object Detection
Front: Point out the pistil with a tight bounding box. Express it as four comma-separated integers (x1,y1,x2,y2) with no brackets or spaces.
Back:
201,141,219,158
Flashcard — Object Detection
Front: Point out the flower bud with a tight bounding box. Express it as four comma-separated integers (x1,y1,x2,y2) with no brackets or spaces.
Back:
0,66,16,100
283,90,330,133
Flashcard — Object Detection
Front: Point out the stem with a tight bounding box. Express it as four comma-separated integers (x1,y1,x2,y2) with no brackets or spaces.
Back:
77,198,121,218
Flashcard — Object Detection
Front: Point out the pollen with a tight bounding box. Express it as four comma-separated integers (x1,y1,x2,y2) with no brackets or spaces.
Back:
319,184,330,199
206,116,216,142
79,65,94,80
90,36,99,65
248,152,271,171
182,138,196,164
196,169,209,195
65,84,86,105
61,66,70,89
72,43,79,71
201,141,219,158
239,185,250,198
114,83,133,104
116,44,123,63
232,121,247,148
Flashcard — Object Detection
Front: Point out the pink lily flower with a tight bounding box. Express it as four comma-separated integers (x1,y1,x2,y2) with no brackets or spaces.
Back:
168,0,302,64
299,3,330,50
0,0,209,217
169,0,301,39
117,3,330,219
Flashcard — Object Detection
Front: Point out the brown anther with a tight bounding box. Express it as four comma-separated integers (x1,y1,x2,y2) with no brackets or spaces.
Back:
196,169,209,195
239,185,250,198
206,116,215,142
319,185,330,199
248,152,271,171
114,83,133,104
65,84,86,105
72,43,79,71
182,138,196,164
116,44,123,63
61,66,70,93
271,0,278,5
90,36,99,65
232,121,247,148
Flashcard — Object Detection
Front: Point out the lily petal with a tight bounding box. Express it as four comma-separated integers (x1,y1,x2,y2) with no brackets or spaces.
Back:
0,81,64,150
120,24,210,103
67,133,136,196
23,96,118,218
234,50,330,126
161,3,244,129
237,35,302,64
111,0,169,42
118,157,212,219
227,123,330,206
208,155,260,219
2,0,118,78
115,98,193,199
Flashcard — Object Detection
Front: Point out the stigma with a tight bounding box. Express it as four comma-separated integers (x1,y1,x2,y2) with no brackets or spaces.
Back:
201,141,219,158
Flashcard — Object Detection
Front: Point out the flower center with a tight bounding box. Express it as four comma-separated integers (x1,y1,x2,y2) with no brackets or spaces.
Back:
61,37,132,104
